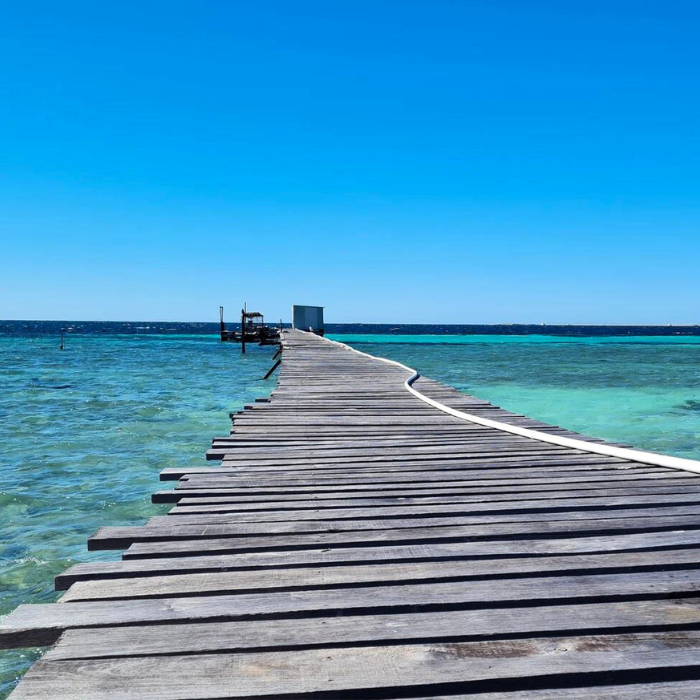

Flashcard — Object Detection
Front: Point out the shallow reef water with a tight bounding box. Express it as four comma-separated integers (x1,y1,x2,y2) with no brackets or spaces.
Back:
1,326,699,695
0,333,276,697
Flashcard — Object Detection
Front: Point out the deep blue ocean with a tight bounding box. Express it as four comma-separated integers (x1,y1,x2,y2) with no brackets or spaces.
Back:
4,320,700,337
1,320,699,697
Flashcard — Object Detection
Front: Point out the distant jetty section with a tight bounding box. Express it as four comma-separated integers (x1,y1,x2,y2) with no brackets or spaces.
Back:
4,328,700,698
218,304,325,351
218,305,280,348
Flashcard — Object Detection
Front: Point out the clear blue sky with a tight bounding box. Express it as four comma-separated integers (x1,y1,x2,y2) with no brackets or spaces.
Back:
1,1,698,324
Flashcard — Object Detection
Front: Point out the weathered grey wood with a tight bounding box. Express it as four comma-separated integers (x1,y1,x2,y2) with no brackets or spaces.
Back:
12,634,700,699
55,529,700,589
170,457,641,481
152,475,698,503
143,503,700,529
191,459,640,475
4,569,700,647
44,599,700,660
113,513,700,557
411,683,700,700
172,482,700,507
174,461,658,482
58,547,700,602
209,442,579,462
159,470,691,497
166,492,700,520
188,466,658,486
169,460,657,482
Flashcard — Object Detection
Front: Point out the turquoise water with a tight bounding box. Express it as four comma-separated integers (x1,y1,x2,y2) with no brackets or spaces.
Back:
2,331,700,696
0,335,276,697
334,334,700,345
332,334,700,460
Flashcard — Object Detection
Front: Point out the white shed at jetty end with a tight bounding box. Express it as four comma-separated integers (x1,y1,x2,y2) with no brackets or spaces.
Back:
292,305,324,334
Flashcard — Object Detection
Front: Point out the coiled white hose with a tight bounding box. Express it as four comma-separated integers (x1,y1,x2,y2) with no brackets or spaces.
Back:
303,331,700,476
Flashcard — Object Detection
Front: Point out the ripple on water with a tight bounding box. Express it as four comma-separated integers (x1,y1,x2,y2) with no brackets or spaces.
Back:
0,335,275,698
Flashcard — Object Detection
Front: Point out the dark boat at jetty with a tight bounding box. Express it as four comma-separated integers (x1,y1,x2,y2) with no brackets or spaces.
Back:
219,306,280,346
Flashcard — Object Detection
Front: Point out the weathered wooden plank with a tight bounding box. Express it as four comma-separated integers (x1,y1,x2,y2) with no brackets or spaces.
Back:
165,492,700,520
191,464,655,484
209,442,576,462
411,684,700,700
4,569,700,648
58,547,700,602
163,458,637,478
159,470,690,498
143,503,700,529
167,469,663,492
174,460,655,481
112,513,700,557
152,475,698,503
187,457,638,480
44,599,700,660
171,482,700,508
12,634,700,699
55,529,700,589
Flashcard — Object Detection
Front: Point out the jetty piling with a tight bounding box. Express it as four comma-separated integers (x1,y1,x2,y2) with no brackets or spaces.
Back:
4,328,700,698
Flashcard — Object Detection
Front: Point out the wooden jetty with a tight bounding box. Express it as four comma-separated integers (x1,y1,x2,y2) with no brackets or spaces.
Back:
4,328,700,698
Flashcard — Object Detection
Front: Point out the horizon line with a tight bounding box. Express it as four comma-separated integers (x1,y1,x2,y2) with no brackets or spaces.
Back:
2,319,700,327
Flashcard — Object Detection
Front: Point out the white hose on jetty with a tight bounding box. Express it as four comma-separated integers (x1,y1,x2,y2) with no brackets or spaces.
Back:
301,331,700,476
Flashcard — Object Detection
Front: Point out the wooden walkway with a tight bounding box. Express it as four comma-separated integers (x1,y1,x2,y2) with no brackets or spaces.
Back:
4,328,700,698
